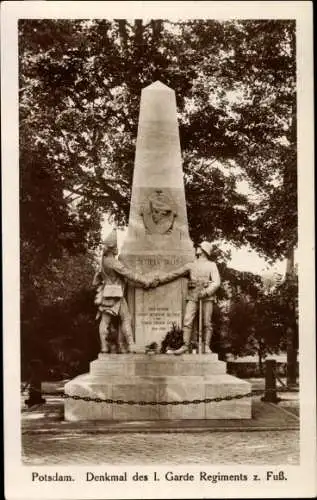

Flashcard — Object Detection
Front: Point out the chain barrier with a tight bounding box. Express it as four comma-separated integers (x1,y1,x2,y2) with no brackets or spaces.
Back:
61,391,256,405
275,373,288,388
22,358,294,408
21,381,30,393
22,385,291,407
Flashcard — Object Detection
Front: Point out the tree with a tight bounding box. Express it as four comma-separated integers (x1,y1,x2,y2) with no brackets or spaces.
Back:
226,280,287,372
19,19,297,374
21,251,99,379
276,264,299,386
19,19,296,257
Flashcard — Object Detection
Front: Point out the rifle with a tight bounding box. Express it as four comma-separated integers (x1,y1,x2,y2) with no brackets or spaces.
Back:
198,298,203,354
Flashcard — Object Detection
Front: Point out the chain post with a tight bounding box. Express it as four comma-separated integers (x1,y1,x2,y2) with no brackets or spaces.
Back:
24,360,46,407
261,359,281,403
25,382,46,407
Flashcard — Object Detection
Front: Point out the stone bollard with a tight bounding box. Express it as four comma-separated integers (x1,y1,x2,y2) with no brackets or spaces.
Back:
24,360,46,407
261,359,281,403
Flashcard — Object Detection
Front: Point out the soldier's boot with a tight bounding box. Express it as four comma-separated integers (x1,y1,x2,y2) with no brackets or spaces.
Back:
117,329,127,354
122,321,138,353
204,327,213,354
129,343,138,353
174,327,190,355
100,338,109,353
99,315,110,353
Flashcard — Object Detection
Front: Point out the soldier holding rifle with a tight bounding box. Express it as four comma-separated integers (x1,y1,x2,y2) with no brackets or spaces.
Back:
156,241,221,354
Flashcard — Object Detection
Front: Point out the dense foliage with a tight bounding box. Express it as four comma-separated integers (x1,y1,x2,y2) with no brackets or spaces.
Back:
19,19,297,377
19,19,296,255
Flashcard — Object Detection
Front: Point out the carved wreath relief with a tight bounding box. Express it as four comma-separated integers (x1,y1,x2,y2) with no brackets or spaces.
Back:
140,189,177,234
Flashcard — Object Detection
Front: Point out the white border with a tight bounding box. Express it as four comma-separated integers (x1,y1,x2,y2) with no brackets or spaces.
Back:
2,1,315,499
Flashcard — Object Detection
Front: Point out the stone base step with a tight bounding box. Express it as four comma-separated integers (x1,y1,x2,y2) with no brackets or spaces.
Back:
90,353,226,376
64,371,252,421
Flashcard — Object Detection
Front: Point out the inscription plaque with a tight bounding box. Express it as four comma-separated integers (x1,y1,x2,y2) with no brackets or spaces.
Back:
135,280,183,347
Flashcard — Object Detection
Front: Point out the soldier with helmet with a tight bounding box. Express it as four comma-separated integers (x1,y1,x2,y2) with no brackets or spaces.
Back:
93,229,155,354
155,241,221,354
176,241,221,354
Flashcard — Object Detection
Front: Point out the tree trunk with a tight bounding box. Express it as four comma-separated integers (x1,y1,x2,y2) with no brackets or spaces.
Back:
117,20,128,50
285,246,298,388
283,95,297,388
258,348,263,376
134,19,144,45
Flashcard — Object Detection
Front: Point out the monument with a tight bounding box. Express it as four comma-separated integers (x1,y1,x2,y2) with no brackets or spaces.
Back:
64,82,252,421
119,81,194,350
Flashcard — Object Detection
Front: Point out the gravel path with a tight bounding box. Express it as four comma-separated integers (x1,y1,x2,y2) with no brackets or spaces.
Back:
23,430,299,465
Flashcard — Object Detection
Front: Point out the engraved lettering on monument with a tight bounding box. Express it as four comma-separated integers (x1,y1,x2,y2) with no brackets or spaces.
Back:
134,281,183,347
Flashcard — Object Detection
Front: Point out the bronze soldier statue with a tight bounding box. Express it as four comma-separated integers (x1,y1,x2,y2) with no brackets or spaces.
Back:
154,241,221,354
93,229,155,354
176,241,221,354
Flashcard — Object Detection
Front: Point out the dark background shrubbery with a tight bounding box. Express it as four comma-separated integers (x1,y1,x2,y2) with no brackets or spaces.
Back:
21,287,99,380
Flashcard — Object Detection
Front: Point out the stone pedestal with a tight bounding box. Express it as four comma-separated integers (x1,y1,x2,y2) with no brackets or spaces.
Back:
64,354,252,421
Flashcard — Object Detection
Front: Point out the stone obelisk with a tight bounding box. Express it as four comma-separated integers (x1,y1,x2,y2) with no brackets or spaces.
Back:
119,81,195,349
64,81,252,422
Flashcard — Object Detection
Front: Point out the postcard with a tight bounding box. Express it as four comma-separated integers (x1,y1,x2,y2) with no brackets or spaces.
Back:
2,1,315,499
